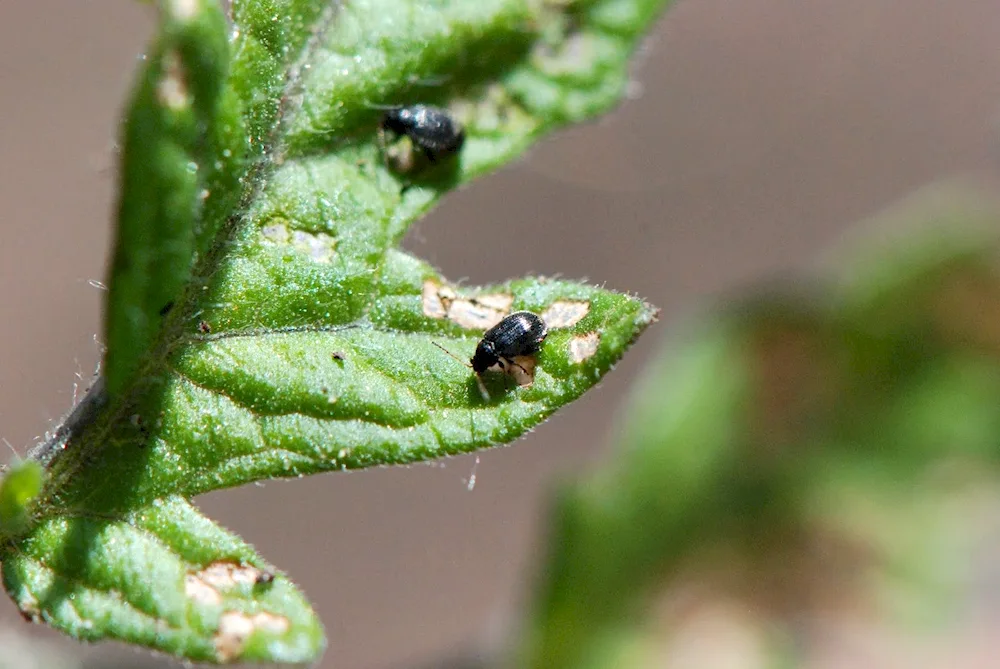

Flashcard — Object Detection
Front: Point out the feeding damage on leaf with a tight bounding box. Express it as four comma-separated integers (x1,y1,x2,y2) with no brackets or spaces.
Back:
185,561,276,607
412,268,652,399
260,220,337,264
214,611,290,663
1,0,671,662
568,331,601,363
422,279,513,330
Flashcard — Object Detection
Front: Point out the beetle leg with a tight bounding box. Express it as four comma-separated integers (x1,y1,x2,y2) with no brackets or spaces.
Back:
474,374,490,402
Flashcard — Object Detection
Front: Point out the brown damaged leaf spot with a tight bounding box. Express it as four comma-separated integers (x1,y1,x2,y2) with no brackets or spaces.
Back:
473,292,515,312
185,573,222,607
447,298,508,330
507,355,537,387
199,561,271,589
568,332,600,363
542,300,590,329
214,611,290,662
450,84,528,134
260,220,337,263
157,50,189,111
13,592,41,624
422,279,453,318
185,562,273,607
421,279,513,330
385,137,417,173
170,0,199,20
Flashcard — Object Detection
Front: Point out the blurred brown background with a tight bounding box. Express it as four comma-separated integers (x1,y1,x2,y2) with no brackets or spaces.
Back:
2,1,1000,667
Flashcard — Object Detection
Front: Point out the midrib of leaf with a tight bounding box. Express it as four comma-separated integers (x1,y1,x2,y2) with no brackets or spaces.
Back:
4,0,669,663
37,0,669,517
24,0,344,527
190,1,341,279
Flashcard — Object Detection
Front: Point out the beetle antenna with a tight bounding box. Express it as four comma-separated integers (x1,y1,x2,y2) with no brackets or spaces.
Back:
362,99,400,111
432,341,471,368
432,341,491,401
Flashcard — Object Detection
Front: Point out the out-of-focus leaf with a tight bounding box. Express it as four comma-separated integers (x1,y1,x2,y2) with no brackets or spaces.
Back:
521,187,1000,668
0,460,44,537
103,0,229,397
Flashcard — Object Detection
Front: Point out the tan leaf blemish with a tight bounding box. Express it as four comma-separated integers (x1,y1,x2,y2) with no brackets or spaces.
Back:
536,32,599,78
569,332,600,363
157,50,189,111
15,593,40,623
185,574,222,607
291,230,336,263
422,279,450,318
542,300,590,329
214,611,290,662
199,561,269,589
447,298,507,330
186,562,271,608
473,293,514,312
507,355,537,387
260,222,336,263
386,137,417,173
170,0,199,20
260,222,291,244
422,280,511,329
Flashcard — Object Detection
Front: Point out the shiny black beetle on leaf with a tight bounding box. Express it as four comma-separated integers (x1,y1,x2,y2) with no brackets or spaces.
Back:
472,311,548,374
434,311,548,400
380,104,465,164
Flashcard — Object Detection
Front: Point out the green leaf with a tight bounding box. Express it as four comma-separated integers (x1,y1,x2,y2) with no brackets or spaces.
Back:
6,0,666,663
2,496,321,664
0,460,44,537
103,0,229,397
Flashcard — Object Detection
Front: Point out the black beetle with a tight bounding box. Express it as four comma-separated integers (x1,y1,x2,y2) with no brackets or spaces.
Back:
434,311,548,400
472,311,547,375
380,105,465,165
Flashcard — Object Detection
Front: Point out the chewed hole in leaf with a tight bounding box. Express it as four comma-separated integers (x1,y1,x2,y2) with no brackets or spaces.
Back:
260,220,337,263
507,355,537,386
447,298,510,330
542,299,590,328
421,278,514,329
568,332,601,363
185,573,222,607
15,0,667,662
214,611,290,663
193,561,272,594
157,50,189,110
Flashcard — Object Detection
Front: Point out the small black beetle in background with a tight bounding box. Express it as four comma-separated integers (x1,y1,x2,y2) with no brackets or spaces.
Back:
380,104,465,167
436,311,548,400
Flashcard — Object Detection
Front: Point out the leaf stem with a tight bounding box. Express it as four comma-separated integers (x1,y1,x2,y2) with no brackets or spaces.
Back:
27,376,107,468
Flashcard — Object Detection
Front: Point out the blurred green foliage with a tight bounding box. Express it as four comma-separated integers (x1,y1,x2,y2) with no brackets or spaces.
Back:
521,187,1000,668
